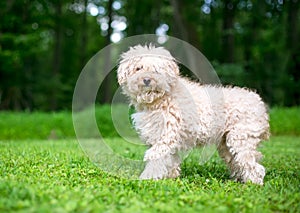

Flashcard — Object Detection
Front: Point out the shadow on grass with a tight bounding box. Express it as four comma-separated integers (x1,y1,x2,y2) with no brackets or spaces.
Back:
180,152,230,182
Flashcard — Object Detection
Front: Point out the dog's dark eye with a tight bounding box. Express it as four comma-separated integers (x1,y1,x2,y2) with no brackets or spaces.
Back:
136,66,143,71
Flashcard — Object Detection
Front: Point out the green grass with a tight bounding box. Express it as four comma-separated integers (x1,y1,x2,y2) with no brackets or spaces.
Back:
1,136,299,212
269,107,300,136
0,106,299,140
0,111,75,140
0,107,299,212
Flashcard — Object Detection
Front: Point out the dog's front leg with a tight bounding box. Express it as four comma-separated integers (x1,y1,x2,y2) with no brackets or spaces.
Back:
138,107,183,180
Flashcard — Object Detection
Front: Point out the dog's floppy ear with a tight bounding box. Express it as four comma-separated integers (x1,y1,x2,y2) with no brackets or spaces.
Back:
117,62,128,85
165,59,180,76
117,45,144,85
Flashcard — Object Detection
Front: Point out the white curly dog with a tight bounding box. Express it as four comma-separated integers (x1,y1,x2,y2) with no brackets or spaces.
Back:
117,45,270,185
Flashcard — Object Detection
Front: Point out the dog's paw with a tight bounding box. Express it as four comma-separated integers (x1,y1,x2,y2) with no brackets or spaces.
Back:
234,163,265,185
139,170,164,180
139,162,167,180
246,164,265,185
168,167,181,178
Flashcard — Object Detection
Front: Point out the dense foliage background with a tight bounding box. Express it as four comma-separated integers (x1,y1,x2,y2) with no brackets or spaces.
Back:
0,0,299,111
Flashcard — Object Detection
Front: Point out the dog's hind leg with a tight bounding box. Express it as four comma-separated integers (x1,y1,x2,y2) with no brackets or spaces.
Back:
217,133,265,185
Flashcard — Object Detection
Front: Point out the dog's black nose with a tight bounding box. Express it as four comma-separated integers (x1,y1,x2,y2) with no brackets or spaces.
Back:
143,78,151,86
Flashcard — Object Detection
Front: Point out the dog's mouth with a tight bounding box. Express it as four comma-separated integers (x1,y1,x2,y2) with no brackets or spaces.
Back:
144,88,165,96
136,89,165,104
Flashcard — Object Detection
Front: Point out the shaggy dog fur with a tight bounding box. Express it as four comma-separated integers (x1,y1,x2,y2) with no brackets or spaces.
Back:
117,45,270,185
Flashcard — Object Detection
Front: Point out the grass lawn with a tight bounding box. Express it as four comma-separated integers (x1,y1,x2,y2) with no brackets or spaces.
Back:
0,136,299,212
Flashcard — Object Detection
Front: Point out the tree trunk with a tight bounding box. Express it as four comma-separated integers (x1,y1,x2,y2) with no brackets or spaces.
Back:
102,0,114,103
79,0,88,70
221,0,236,63
286,0,300,105
169,0,201,49
51,0,63,110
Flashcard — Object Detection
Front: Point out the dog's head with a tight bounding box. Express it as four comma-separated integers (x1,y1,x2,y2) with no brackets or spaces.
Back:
117,45,179,104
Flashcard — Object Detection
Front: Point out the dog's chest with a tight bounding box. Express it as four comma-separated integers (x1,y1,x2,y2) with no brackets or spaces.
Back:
131,111,165,143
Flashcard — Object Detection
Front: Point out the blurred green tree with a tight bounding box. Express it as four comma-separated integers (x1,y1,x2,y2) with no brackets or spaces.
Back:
0,0,299,111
